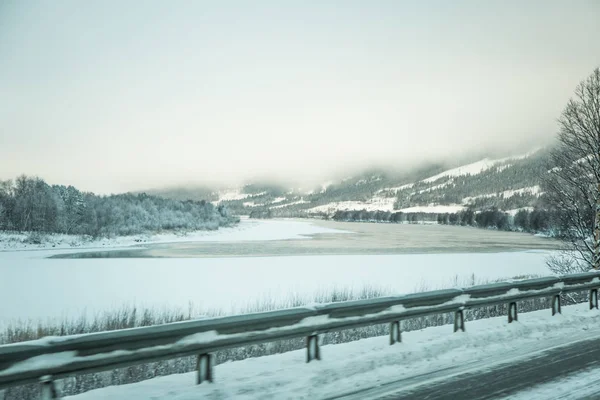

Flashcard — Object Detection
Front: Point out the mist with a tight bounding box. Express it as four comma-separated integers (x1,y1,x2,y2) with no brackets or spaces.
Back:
1,1,599,194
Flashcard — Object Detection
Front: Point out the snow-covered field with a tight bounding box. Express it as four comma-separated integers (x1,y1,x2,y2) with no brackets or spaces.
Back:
0,218,348,252
396,204,466,214
307,198,396,213
0,219,555,324
1,218,569,398
0,250,554,323
64,303,600,400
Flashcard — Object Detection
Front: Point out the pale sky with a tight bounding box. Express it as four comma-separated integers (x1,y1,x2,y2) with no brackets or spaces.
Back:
1,1,599,193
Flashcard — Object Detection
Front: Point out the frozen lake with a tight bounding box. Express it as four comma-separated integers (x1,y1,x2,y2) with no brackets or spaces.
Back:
0,219,559,324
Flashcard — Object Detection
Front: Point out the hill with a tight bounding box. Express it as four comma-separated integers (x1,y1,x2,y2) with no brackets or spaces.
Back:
149,148,548,221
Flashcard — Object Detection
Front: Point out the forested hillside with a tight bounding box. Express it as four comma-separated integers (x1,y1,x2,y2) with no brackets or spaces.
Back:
215,148,547,217
146,148,550,227
0,176,238,237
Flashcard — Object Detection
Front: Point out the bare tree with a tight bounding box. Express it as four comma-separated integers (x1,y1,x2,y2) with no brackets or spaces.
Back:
544,67,600,273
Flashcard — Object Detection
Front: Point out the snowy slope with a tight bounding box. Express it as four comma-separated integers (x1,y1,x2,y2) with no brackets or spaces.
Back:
463,186,542,204
66,303,600,400
307,198,396,213
419,150,539,184
422,158,504,183
193,148,546,216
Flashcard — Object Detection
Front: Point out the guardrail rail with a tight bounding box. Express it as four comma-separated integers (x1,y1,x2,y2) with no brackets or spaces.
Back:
1,271,599,399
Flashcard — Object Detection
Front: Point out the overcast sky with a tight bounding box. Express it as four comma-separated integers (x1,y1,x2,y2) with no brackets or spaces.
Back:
1,1,599,193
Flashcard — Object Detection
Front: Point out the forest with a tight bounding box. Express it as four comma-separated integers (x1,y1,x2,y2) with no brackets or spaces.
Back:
0,176,238,237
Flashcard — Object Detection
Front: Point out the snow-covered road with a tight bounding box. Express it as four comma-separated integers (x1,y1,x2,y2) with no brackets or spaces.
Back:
506,367,600,400
65,303,600,400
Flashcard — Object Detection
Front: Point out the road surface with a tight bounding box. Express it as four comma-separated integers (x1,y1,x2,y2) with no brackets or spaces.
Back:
332,336,600,399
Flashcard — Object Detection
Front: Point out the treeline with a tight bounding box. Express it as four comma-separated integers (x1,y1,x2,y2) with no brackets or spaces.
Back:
331,207,555,234
249,207,327,220
332,210,437,223
394,152,548,211
0,176,238,237
437,208,553,233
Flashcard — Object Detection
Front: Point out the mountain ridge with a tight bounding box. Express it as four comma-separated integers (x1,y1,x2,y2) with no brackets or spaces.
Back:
147,147,549,218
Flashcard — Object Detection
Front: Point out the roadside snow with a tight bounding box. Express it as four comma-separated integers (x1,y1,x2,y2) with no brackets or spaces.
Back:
66,303,600,400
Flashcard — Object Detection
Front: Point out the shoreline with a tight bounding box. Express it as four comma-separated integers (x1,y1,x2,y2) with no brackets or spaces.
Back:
0,218,560,259
54,218,559,259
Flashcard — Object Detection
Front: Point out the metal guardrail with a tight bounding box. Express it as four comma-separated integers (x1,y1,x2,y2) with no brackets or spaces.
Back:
1,272,600,399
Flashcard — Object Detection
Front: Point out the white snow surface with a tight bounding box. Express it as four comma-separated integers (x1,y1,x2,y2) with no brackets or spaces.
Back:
0,218,350,252
421,150,539,184
66,303,600,400
463,186,542,204
377,183,414,193
417,179,454,194
506,207,535,217
397,204,466,214
270,199,310,209
0,250,554,323
422,158,503,183
216,189,253,202
298,151,543,215
307,198,396,213
0,218,553,323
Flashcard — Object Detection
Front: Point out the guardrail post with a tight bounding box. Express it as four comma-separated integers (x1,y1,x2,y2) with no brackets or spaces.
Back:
454,309,465,332
40,375,58,399
552,294,561,315
196,353,213,384
590,289,598,310
390,321,401,345
306,335,320,362
508,302,518,323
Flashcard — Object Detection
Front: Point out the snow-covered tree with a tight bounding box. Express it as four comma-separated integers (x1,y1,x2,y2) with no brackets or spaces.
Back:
543,67,600,273
0,176,239,237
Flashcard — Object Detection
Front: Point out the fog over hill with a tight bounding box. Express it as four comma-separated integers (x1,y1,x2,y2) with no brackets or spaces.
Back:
3,3,598,195
147,146,549,219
